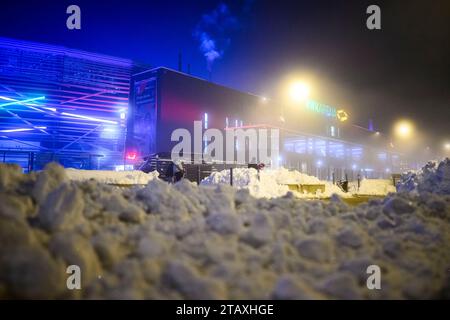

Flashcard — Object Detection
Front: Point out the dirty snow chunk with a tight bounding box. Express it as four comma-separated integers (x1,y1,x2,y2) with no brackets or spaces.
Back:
383,197,415,216
338,258,373,282
32,162,68,203
0,216,37,247
377,217,397,229
0,246,66,299
163,260,226,299
136,179,200,218
271,275,323,299
0,193,34,221
319,273,361,299
204,185,236,216
38,183,85,232
101,192,145,223
365,207,381,220
49,232,102,284
382,240,402,258
306,218,329,234
240,212,273,247
206,213,240,235
295,238,332,263
398,158,450,195
119,208,144,224
1,163,450,299
336,228,363,249
0,163,25,192
66,168,159,185
91,232,126,269
136,235,166,258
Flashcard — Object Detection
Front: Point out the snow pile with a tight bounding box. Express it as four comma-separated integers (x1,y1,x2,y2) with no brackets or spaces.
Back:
1,162,450,299
201,168,290,199
201,167,348,198
355,179,396,196
398,158,450,195
65,168,159,185
265,167,321,185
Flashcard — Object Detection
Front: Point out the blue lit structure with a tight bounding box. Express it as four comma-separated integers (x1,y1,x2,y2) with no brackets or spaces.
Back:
0,37,147,170
1,37,405,178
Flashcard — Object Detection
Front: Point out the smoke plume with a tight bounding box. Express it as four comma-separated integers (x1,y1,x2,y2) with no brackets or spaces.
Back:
194,3,239,72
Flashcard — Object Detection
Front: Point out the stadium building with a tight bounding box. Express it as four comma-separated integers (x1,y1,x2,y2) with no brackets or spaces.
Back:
0,37,404,179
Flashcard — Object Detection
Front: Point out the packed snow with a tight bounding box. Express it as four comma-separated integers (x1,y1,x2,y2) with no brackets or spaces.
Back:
1,160,449,299
201,167,349,198
352,179,397,196
65,168,159,185
397,158,450,195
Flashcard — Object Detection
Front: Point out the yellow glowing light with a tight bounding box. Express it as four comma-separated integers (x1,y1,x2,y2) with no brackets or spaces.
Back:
444,143,450,151
336,109,348,122
394,120,414,139
288,82,310,102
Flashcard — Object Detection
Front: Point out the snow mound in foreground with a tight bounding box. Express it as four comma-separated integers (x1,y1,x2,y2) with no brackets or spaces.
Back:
1,162,449,299
201,167,348,198
398,158,450,195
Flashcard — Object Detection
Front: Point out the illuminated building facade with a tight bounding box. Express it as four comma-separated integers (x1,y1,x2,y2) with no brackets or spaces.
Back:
126,67,404,179
1,37,404,178
0,37,145,170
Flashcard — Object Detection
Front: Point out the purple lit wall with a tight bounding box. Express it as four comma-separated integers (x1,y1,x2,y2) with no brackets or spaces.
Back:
0,37,147,169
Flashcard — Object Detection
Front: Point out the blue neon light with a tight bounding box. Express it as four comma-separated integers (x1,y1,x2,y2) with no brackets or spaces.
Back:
0,96,46,109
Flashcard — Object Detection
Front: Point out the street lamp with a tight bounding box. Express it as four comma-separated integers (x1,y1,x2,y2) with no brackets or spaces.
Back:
394,120,414,139
444,142,450,151
288,81,310,102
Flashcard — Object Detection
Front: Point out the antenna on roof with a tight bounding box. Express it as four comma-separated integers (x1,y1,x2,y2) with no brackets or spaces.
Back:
178,51,182,72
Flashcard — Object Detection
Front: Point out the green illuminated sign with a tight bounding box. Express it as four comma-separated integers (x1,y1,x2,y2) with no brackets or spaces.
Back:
306,100,337,118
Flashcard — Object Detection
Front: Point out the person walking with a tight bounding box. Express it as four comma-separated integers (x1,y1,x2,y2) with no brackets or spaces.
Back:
173,160,185,183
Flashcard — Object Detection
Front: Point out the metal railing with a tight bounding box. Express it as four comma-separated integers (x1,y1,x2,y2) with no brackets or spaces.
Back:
0,150,103,172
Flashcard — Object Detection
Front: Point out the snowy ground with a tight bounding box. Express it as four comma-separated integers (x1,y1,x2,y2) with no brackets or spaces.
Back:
65,168,159,185
0,160,449,299
350,179,397,196
201,167,350,199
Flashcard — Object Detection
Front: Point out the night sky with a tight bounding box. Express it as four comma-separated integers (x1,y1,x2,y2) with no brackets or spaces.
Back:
1,0,449,146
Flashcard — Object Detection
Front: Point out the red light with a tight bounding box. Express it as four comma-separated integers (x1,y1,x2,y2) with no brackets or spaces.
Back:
126,151,137,160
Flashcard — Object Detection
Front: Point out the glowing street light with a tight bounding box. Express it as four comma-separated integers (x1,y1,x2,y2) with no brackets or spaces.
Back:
394,120,414,139
288,81,310,102
444,142,450,151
